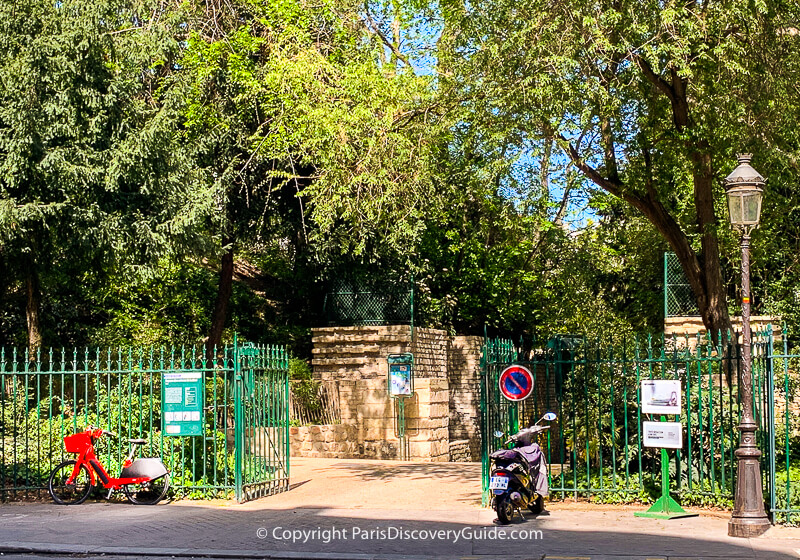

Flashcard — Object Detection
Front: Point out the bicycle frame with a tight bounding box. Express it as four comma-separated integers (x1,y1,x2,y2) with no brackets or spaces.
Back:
64,428,154,489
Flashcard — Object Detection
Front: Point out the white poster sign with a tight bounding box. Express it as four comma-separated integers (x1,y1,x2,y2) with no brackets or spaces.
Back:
643,421,683,449
641,379,682,415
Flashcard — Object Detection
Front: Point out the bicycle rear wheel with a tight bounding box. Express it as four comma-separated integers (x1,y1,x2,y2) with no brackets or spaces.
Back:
123,474,170,505
49,460,92,505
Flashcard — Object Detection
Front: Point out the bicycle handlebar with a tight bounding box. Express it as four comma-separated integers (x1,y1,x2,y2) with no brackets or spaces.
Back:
86,426,117,438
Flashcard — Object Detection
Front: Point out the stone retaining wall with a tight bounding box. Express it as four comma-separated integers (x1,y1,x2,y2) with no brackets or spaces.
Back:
449,439,472,462
290,424,359,458
310,326,452,461
664,316,781,342
447,335,483,461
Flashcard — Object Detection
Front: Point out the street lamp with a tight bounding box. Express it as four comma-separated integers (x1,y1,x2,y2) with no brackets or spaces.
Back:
724,153,771,537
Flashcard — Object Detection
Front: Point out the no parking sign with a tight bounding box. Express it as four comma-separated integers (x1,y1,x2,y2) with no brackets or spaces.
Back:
498,365,534,402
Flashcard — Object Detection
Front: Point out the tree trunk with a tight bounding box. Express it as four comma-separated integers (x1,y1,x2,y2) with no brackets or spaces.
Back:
207,239,234,356
690,148,733,339
627,190,732,341
25,263,43,356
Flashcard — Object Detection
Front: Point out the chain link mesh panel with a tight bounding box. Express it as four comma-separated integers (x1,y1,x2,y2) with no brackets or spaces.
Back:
665,252,699,317
323,279,412,326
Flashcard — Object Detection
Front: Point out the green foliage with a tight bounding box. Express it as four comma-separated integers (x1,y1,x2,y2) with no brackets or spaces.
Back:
436,0,800,334
774,464,800,525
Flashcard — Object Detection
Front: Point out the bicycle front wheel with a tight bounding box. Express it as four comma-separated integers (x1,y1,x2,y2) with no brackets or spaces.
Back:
49,460,92,505
123,474,169,505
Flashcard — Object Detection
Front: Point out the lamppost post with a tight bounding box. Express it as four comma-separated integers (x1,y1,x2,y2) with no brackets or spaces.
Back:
724,153,771,538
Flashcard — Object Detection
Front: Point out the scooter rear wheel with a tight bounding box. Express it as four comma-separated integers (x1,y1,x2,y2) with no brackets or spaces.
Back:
123,473,170,505
528,494,543,514
496,496,514,524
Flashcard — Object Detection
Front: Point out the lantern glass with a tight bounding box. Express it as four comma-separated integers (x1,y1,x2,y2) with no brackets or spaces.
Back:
727,189,763,227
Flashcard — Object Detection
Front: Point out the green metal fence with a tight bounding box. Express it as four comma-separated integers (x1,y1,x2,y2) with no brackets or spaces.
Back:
753,326,800,524
0,338,289,503
323,278,413,327
664,252,699,317
482,332,756,509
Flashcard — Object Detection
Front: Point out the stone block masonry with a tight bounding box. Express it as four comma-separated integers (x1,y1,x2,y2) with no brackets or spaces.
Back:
447,335,483,461
290,424,359,458
307,326,562,463
309,326,453,461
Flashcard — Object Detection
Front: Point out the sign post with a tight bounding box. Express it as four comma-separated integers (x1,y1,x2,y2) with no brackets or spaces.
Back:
635,380,697,519
498,365,535,434
388,353,414,460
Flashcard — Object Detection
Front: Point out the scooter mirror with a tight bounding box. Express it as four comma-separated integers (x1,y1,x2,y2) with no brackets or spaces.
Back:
493,430,505,438
543,412,557,421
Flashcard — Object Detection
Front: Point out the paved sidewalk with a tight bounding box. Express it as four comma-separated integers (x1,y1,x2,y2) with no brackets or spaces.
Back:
1,457,799,560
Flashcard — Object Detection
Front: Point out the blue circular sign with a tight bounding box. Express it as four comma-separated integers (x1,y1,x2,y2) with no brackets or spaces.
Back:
498,365,534,402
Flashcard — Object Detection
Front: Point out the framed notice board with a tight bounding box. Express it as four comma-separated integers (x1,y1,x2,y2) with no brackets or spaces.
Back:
162,371,204,436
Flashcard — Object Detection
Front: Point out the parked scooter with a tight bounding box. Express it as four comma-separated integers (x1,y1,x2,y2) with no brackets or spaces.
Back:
489,412,556,524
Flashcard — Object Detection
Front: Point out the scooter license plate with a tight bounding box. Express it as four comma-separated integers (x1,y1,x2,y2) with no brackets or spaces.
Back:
489,476,509,490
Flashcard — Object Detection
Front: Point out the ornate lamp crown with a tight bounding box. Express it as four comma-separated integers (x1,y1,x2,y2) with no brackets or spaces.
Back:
724,153,765,230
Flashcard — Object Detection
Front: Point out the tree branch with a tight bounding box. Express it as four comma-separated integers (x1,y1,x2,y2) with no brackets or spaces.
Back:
362,11,413,70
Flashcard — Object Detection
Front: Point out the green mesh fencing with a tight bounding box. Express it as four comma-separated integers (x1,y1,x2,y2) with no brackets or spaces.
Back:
664,252,699,317
323,279,413,326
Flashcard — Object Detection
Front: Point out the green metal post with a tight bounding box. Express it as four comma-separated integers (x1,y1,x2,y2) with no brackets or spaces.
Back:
767,326,776,520
635,415,697,519
664,252,669,319
233,334,244,502
509,403,518,437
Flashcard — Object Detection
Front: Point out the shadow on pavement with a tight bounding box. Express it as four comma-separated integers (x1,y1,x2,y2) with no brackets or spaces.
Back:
0,501,795,559
308,460,482,482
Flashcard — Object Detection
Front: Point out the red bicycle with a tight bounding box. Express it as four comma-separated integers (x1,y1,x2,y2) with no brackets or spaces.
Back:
48,427,170,505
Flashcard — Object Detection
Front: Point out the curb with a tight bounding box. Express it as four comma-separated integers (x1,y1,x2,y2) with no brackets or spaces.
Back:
0,543,545,560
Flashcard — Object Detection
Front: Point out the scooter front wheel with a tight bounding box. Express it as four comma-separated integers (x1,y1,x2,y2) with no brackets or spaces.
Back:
496,496,514,525
123,473,170,505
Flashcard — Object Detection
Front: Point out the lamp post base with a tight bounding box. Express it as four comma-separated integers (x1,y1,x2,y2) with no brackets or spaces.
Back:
728,426,771,538
728,516,771,538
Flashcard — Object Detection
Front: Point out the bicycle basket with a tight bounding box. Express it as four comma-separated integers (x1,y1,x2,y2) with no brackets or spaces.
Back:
63,432,92,454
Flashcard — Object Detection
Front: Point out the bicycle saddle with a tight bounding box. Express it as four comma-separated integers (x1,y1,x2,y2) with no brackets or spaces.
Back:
128,439,147,445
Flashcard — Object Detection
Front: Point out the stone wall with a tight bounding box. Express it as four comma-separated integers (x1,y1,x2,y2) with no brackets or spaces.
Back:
447,335,483,461
449,440,472,462
310,326,451,461
290,424,359,458
664,316,782,343
404,377,450,461
312,326,449,381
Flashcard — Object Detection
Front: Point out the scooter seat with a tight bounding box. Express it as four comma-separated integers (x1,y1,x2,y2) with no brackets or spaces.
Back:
514,443,542,465
490,449,519,461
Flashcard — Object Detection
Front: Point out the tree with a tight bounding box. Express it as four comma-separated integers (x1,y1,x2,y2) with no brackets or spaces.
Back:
178,0,443,348
438,0,800,336
0,0,201,351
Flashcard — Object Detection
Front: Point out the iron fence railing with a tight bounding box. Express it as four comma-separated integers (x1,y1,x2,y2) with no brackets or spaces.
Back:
482,330,795,521
0,339,289,503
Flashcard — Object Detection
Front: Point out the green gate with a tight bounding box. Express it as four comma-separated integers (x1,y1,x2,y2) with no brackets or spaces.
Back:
0,338,289,503
234,342,290,502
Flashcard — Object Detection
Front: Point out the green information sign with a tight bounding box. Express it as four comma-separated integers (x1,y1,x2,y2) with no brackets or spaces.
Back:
162,371,204,436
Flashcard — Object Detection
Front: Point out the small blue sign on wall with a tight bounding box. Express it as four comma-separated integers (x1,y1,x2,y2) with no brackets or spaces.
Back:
388,353,414,398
